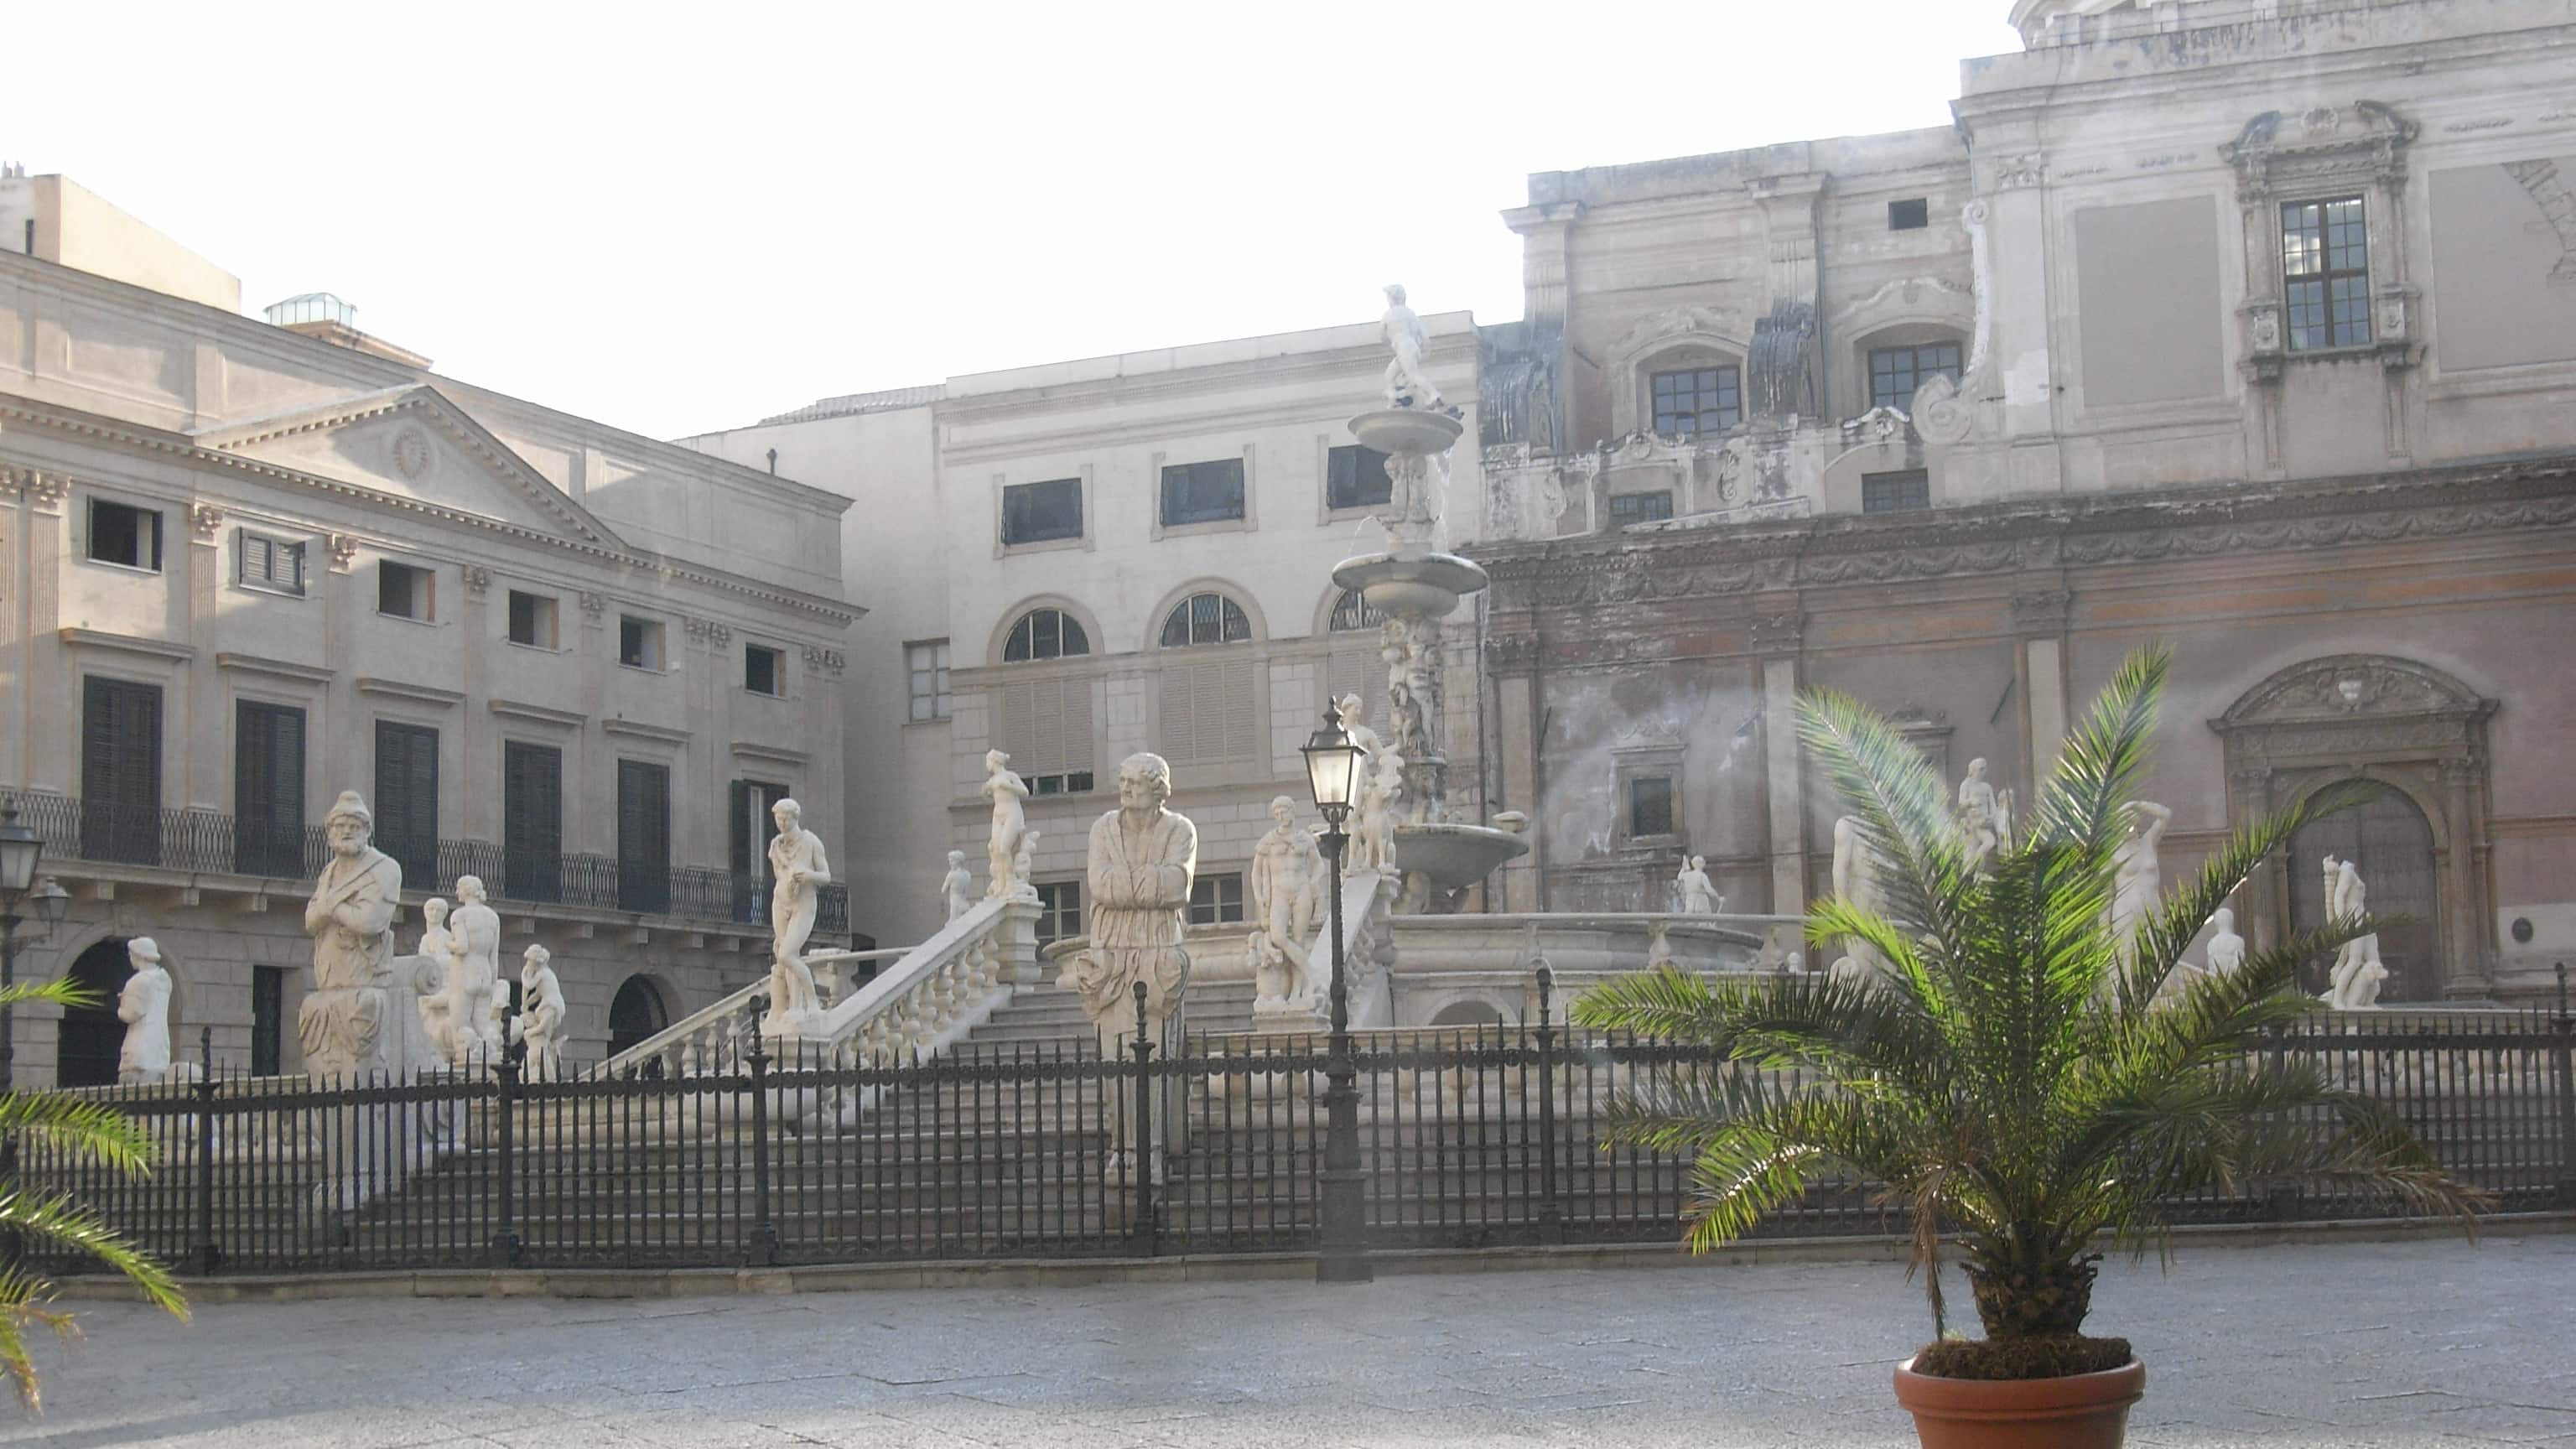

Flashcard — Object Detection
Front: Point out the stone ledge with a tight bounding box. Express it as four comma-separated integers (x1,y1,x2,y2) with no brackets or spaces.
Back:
52,1212,2568,1304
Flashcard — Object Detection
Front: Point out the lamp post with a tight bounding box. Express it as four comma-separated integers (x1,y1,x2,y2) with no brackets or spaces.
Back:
1300,705,1372,1285
1,801,74,1094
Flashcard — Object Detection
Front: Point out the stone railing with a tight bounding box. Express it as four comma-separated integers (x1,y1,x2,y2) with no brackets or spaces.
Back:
591,896,1041,1078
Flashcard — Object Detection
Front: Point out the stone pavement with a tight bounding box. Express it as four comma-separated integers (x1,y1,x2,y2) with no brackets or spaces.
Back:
7,1235,2572,1448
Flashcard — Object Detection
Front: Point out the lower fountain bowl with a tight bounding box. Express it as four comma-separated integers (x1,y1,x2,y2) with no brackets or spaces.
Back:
1394,822,1531,891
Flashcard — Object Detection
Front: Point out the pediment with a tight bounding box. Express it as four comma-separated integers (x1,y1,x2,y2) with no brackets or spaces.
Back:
2215,654,2488,730
192,385,621,548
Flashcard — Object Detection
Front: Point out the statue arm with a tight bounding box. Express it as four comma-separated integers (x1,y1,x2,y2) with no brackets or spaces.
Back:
1147,818,1200,910
333,860,400,937
117,979,144,1024
806,837,831,886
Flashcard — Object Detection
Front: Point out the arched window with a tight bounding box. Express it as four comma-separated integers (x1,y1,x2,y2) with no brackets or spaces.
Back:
1327,589,1380,633
1004,607,1090,663
58,940,132,1088
608,975,671,1057
1159,592,1251,648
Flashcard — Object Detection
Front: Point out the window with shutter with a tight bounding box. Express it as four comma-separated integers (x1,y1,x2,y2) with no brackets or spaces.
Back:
730,778,789,922
995,677,1094,782
235,701,309,877
1160,659,1258,766
251,965,285,1075
503,741,564,901
617,759,673,913
80,677,163,865
374,721,439,887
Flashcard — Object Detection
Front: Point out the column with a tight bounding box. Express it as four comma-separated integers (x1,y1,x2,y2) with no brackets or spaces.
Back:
1754,611,1806,916
2439,757,2489,1000
2011,589,2072,787
459,568,492,841
323,534,361,799
574,591,609,855
184,504,224,808
1487,634,1541,912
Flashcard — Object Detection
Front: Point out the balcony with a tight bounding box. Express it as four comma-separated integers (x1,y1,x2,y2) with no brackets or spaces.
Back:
8,792,849,939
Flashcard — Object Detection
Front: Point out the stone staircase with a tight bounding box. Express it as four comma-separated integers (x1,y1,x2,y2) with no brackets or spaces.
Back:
959,976,1266,1048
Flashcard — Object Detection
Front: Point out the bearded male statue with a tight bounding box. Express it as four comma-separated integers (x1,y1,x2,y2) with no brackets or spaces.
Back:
1072,752,1197,1186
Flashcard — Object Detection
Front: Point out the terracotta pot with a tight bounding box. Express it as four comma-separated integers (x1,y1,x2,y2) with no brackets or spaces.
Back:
1892,1357,2144,1449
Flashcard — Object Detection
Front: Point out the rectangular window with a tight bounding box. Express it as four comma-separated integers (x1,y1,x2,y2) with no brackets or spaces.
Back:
1001,477,1084,545
377,560,434,621
995,676,1095,782
1160,457,1246,527
234,701,308,878
1033,880,1083,947
730,778,790,924
906,641,952,721
1868,342,1964,412
373,720,439,886
1187,873,1246,927
1888,197,1930,231
619,615,665,671
251,965,285,1076
87,499,164,572
1327,445,1393,511
1862,469,1932,514
80,676,163,865
502,740,564,902
237,532,306,595
1607,491,1675,527
1649,366,1740,438
2282,196,2371,351
616,758,673,914
745,644,785,698
1629,775,1675,839
1159,658,1259,766
506,589,558,649
1030,771,1095,797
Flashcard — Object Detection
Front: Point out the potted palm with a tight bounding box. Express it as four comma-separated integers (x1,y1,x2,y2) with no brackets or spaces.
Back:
0,977,188,1410
1573,647,2478,1449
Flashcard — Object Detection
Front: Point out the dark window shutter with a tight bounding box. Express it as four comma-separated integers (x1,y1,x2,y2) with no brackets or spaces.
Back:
373,722,439,887
503,741,563,901
618,760,671,913
82,677,163,865
234,701,306,876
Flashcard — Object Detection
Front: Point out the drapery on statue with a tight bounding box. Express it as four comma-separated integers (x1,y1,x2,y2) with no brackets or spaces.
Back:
2321,854,2388,1009
516,944,566,1080
765,797,831,1033
941,849,975,922
2107,801,2173,963
1380,283,1457,415
116,937,173,1084
1248,796,1323,1004
983,750,1031,901
1673,856,1722,915
299,790,405,1078
1072,753,1197,1186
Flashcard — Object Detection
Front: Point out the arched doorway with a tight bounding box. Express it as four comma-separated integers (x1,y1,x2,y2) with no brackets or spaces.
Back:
607,975,670,1057
57,940,131,1088
2289,784,2438,1002
1428,999,1507,1030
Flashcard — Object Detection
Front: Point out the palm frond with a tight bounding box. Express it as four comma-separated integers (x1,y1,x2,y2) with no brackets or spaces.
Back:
0,1190,187,1322
0,1094,163,1178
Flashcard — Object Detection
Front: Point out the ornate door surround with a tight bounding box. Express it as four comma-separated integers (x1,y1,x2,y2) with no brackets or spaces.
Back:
2210,655,2496,999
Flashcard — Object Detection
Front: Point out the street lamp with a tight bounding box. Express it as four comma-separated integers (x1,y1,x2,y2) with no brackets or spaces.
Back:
1299,705,1373,1285
1,801,73,1094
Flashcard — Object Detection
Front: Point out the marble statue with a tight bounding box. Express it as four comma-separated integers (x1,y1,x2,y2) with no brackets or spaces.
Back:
1348,743,1405,877
2321,855,2388,1009
1956,758,2012,871
1337,691,1384,762
763,797,830,1035
1013,829,1041,904
1831,815,1887,980
517,944,566,1081
2107,801,2174,961
116,937,174,1084
298,791,407,1078
448,876,503,1061
413,896,462,1062
2205,906,2246,977
1071,753,1197,1184
1379,283,1452,414
1249,797,1323,1003
941,849,975,923
983,750,1031,901
1674,856,1722,915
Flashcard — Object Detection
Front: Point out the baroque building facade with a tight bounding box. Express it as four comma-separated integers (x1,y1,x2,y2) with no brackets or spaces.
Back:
1466,0,2576,1004
0,244,860,1083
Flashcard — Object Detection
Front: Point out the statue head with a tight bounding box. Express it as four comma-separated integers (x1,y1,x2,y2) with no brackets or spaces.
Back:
1117,752,1173,813
1384,283,1408,308
455,875,486,906
1690,855,1706,872
1337,692,1366,728
947,849,965,870
323,791,374,856
986,749,1011,773
1967,758,1987,781
1270,796,1296,828
127,937,162,970
522,943,552,976
2212,906,2236,934
771,797,802,833
423,896,450,927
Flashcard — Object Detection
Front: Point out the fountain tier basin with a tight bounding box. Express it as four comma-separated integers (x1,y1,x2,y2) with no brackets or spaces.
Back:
1332,552,1491,619
1349,407,1465,457
1394,821,1530,892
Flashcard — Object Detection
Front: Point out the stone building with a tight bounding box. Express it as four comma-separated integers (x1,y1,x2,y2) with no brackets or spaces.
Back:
1467,0,2576,1003
681,314,1487,949
0,226,860,1082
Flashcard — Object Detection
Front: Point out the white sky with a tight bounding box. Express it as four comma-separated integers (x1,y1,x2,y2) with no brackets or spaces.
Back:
9,1,2023,442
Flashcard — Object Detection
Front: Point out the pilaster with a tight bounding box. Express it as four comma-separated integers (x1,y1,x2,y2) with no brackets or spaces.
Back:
184,501,224,808
1754,610,1807,917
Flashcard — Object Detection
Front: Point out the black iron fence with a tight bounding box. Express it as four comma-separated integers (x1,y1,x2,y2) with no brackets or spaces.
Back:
8,792,848,937
20,1005,2572,1278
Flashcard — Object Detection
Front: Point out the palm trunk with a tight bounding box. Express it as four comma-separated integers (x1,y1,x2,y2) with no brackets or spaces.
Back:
1966,1253,2100,1339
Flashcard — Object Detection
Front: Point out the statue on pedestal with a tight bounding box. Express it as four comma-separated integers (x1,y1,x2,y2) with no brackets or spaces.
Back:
1830,815,1888,982
1071,753,1196,1185
448,876,503,1063
1955,758,2012,872
941,849,975,923
116,937,173,1084
298,791,406,1079
1674,856,1722,915
2205,906,2246,977
2321,855,2388,1009
1379,283,1453,415
763,797,830,1035
413,896,461,1062
1249,797,1323,1004
2107,802,2174,963
983,750,1031,901
517,944,566,1080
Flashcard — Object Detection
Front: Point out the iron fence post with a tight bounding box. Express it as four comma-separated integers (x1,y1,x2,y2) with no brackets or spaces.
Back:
489,1055,521,1267
2264,1021,2301,1221
1534,963,1564,1245
1316,823,1372,1284
747,1044,779,1266
191,1027,219,1276
1130,980,1158,1257
2552,963,2574,1210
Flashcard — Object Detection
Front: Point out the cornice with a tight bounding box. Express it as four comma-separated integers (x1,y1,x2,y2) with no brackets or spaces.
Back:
488,699,586,729
216,652,335,685
601,717,691,746
61,628,195,662
356,677,467,708
0,396,865,627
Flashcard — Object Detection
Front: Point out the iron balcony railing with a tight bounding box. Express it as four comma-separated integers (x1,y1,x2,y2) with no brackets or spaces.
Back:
5,792,848,937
